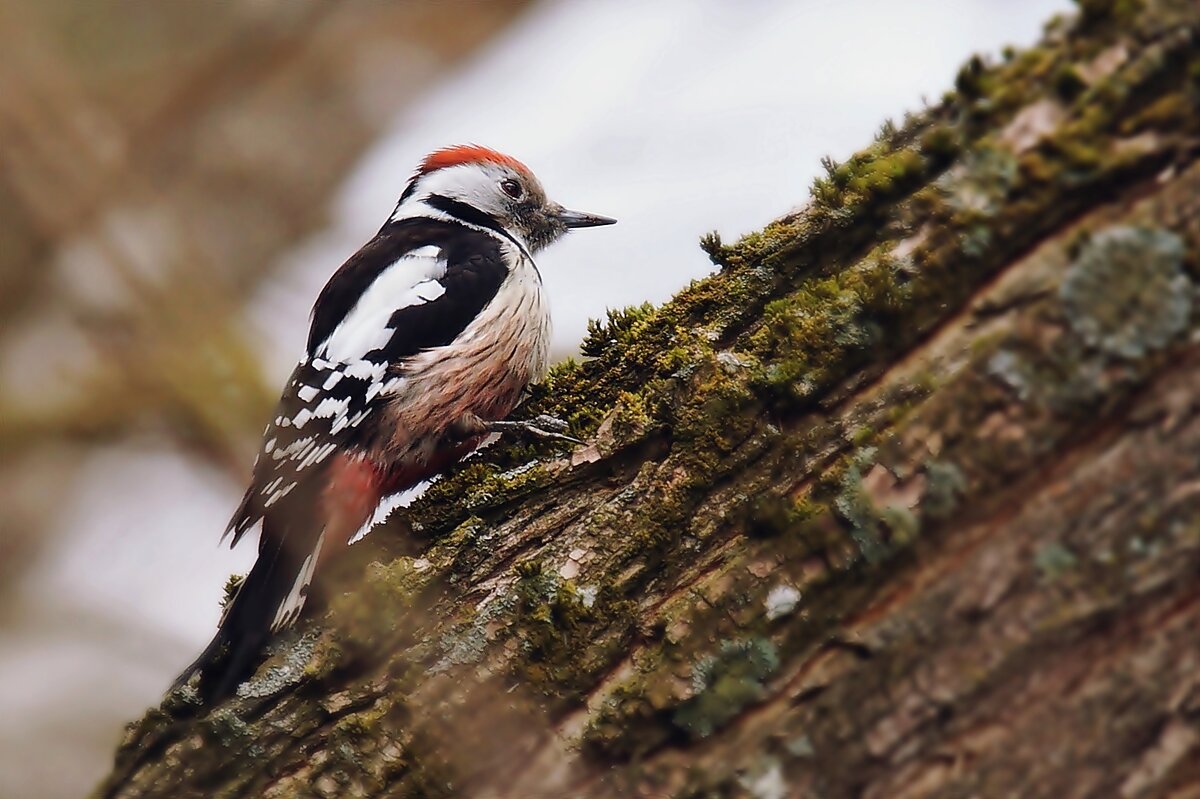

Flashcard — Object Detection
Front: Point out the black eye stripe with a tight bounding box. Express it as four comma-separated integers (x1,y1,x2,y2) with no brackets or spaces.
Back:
500,178,523,199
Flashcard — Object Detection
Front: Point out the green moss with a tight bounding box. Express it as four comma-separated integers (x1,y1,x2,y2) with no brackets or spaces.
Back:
739,493,822,539
583,681,676,761
1052,65,1089,101
581,303,658,357
1121,92,1193,135
845,148,925,200
955,54,990,100
919,125,962,167
749,248,910,408
718,218,802,268
326,558,431,654
533,358,608,436
508,561,634,699
409,459,552,536
1074,0,1143,25
608,390,657,444
220,572,243,612
810,146,927,215
671,357,758,456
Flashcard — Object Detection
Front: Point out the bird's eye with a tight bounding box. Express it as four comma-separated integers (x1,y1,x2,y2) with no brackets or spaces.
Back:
500,178,523,199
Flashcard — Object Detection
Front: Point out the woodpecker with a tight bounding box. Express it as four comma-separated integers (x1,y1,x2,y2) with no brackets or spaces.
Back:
175,145,614,702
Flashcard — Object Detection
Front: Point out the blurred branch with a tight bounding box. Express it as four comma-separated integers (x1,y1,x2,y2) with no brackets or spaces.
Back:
0,3,275,474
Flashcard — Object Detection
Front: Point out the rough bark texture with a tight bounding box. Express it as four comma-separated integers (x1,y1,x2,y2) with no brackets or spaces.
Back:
98,2,1200,797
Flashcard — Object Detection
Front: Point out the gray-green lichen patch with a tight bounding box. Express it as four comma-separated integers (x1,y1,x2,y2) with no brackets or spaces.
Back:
921,460,968,521
237,629,321,699
201,706,259,754
672,637,780,739
829,448,921,563
431,619,491,673
937,145,1020,216
1060,225,1190,359
1034,541,1080,581
833,448,888,564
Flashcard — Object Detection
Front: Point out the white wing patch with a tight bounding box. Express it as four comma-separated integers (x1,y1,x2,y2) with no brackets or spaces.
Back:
253,246,450,521
411,279,446,303
317,251,446,362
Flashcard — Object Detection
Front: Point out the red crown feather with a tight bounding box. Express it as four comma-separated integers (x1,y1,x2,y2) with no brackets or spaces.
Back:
416,144,530,178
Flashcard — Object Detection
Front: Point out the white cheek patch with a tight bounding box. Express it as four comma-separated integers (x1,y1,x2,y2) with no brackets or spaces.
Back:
394,163,511,223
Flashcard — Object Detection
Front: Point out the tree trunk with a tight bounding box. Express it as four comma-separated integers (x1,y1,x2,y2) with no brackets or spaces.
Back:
97,2,1200,797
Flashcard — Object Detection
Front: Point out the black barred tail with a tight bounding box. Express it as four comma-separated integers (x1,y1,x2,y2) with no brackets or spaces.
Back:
172,524,313,704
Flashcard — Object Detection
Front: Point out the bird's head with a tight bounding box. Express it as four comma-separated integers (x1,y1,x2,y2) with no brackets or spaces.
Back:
394,144,615,252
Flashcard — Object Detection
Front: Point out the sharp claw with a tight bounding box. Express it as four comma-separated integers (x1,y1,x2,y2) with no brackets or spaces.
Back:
535,428,583,445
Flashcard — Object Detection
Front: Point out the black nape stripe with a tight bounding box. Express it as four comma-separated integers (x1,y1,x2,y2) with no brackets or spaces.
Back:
426,194,533,262
426,195,508,238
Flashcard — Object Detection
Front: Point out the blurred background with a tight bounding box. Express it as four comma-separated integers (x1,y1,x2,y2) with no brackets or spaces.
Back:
0,0,1070,796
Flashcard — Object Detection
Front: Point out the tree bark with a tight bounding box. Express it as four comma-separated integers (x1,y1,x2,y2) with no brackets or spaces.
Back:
97,2,1200,797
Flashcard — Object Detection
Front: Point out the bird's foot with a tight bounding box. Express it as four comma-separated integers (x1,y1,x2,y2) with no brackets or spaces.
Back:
485,414,581,445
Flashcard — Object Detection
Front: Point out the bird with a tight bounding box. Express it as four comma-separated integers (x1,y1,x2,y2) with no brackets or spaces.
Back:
174,144,615,703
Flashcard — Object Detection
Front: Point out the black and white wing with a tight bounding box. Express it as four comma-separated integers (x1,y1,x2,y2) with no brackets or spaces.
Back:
226,218,510,543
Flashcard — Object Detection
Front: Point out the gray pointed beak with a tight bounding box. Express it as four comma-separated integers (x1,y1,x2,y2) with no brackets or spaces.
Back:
557,208,617,229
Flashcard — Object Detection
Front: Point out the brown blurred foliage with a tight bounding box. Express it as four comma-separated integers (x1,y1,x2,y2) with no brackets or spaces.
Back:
0,0,529,586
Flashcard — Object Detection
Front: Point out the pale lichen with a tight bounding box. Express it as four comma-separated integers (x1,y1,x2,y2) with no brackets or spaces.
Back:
237,629,320,700
1060,225,1190,360
672,637,780,739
